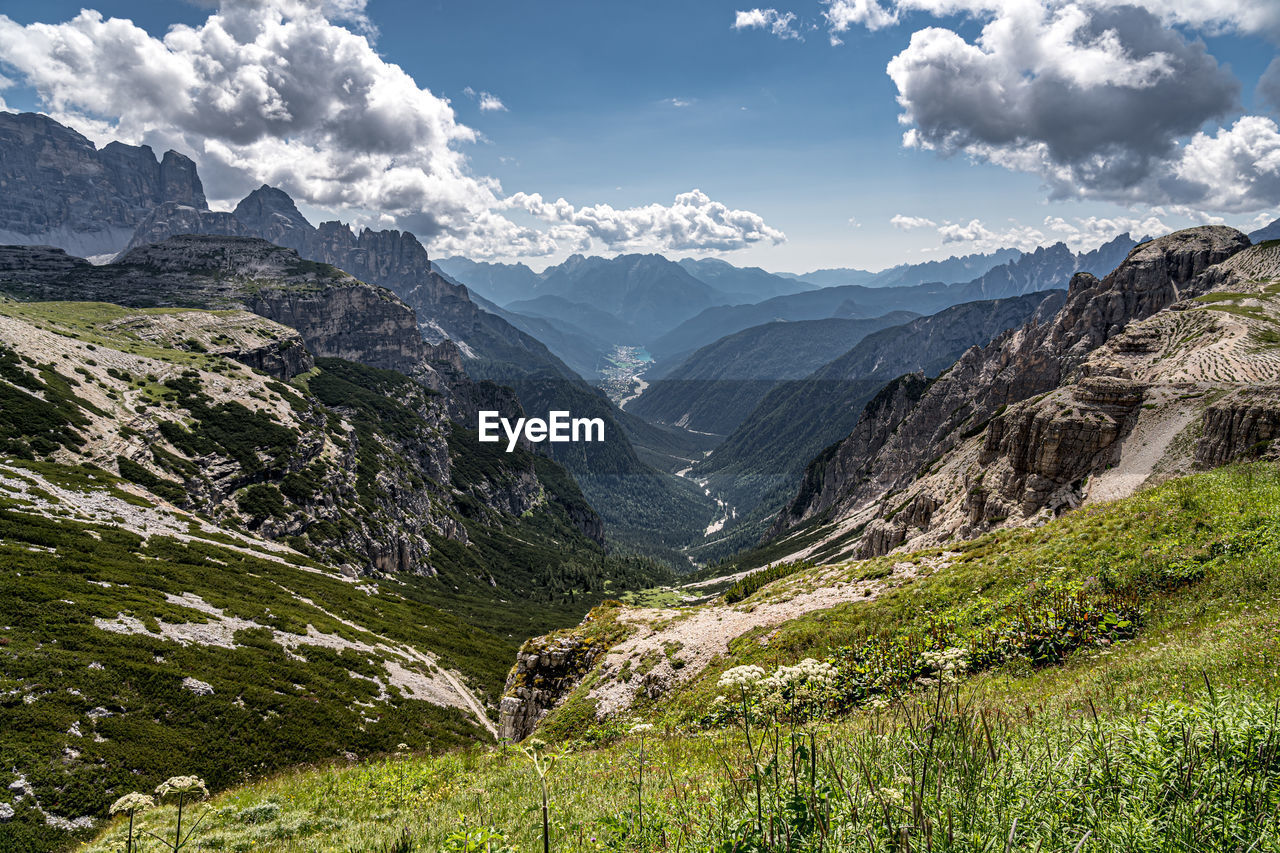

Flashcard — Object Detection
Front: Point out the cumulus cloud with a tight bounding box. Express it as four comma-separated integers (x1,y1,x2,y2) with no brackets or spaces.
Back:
936,219,1047,252
920,212,1173,255
890,214,936,229
0,2,488,236
502,189,787,252
0,0,782,259
825,0,898,36
1166,116,1280,212
888,4,1237,198
1042,213,1168,245
733,8,802,40
822,0,1280,213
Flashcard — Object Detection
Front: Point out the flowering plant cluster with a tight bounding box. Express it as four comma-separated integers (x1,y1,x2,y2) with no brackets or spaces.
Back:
712,659,838,726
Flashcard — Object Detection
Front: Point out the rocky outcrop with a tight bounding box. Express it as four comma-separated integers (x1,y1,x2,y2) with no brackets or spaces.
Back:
128,202,249,247
773,226,1252,557
225,334,313,381
0,112,205,257
1196,388,1280,467
2,236,435,376
498,634,604,742
977,376,1145,519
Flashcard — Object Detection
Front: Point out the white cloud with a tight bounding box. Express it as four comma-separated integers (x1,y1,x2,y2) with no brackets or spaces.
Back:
936,218,1047,252
502,189,787,253
921,211,1183,255
732,8,802,40
824,0,898,34
817,0,1280,213
0,3,490,238
1042,213,1167,246
1166,116,1280,213
890,214,936,229
0,1,783,260
666,97,693,108
824,0,1280,40
464,86,507,112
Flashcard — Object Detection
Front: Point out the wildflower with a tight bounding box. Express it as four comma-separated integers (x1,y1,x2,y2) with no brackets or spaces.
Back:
155,775,208,799
629,723,653,734
921,647,969,683
717,664,766,689
109,792,154,815
879,787,905,806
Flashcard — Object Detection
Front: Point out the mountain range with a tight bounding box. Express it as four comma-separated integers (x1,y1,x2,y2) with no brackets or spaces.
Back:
767,226,1278,565
647,236,1136,365
6,104,1280,852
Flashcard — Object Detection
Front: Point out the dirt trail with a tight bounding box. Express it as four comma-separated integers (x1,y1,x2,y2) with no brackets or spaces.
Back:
588,557,941,718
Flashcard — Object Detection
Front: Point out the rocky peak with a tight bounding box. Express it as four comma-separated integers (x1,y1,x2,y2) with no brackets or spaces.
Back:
232,185,315,250
770,226,1252,556
0,111,207,257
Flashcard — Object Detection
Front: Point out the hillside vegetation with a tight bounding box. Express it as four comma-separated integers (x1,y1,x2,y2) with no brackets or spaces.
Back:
0,298,671,851
82,462,1280,852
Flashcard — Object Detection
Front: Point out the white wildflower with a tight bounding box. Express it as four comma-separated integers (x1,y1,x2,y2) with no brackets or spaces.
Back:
629,723,653,734
109,792,154,816
921,647,969,684
155,776,208,799
717,665,766,690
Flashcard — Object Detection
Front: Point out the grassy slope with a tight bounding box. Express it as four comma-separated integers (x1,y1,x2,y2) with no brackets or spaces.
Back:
82,462,1280,852
0,301,676,851
0,462,492,853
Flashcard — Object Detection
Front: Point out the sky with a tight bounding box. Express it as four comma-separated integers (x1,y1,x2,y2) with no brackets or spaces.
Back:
0,0,1278,272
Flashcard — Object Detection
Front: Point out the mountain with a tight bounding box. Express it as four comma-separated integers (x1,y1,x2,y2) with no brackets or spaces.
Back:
679,291,1061,559
504,294,642,345
676,257,814,301
130,185,582,382
651,236,1136,362
432,256,542,305
767,226,1270,565
0,235,690,849
532,253,724,341
0,112,205,258
787,247,1022,289
469,293,616,380
128,175,716,559
627,312,919,435
1250,217,1280,243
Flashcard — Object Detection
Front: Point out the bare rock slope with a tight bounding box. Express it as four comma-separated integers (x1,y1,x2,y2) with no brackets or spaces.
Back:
771,227,1280,563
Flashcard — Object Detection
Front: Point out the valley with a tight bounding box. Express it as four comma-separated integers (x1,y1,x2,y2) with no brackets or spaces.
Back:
1,79,1279,853
599,344,652,407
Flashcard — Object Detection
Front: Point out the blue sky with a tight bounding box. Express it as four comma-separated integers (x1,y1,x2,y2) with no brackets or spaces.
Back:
1,0,1278,271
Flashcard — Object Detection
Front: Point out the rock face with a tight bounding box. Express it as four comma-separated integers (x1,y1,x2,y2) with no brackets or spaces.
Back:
2,236,434,376
127,185,579,382
498,634,604,742
1196,388,1280,466
975,376,1145,520
0,238,605,547
772,226,1254,559
0,112,205,257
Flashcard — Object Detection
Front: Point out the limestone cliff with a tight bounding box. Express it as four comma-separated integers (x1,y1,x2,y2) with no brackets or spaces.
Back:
0,112,204,257
771,227,1275,562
